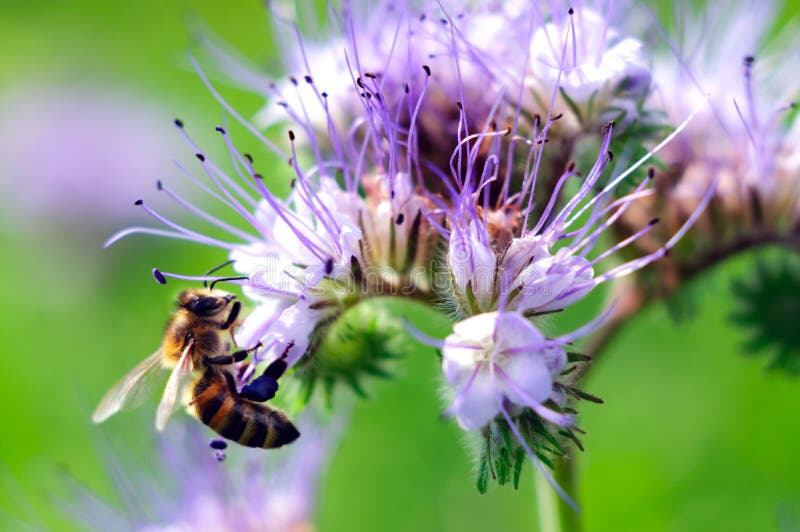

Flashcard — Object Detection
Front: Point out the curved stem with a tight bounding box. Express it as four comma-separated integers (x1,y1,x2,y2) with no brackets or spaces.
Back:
577,231,799,383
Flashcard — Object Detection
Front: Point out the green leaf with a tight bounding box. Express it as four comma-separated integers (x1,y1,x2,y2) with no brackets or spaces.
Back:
560,88,583,121
566,352,592,363
513,447,526,489
496,447,510,485
568,387,604,404
477,450,490,494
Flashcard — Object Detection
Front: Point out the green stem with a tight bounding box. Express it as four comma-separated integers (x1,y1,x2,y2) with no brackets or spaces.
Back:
536,458,581,532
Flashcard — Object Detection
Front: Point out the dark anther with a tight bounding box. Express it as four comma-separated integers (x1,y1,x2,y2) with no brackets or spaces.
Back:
210,439,228,450
607,150,614,161
244,153,253,163
196,153,206,162
215,126,226,134
649,218,660,226
567,161,576,172
356,77,364,88
288,130,296,141
290,76,298,86
365,72,376,79
152,269,168,284
321,91,328,98
456,101,463,110
374,93,382,102
396,213,405,225
490,121,497,131
647,167,655,179
156,180,163,190
552,113,563,121
278,101,288,108
325,258,334,275
254,173,263,180
422,65,431,76
568,7,574,15
404,83,410,94
304,75,313,84
134,199,143,206
419,13,426,21
174,118,184,128
290,178,297,189
744,55,755,66
439,17,447,25
288,157,294,166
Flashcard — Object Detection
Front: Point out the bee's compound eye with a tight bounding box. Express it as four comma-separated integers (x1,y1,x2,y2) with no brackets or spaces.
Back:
189,296,225,317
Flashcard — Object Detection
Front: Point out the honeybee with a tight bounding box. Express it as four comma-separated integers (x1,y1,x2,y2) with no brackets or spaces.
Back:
92,287,300,449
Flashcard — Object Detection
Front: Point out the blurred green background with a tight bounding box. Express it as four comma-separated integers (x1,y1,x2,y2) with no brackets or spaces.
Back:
0,1,798,531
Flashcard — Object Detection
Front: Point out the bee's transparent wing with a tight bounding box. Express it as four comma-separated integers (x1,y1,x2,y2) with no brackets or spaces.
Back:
92,349,164,423
155,340,195,432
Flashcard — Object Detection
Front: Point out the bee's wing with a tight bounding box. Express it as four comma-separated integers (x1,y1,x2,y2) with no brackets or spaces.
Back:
92,349,164,424
155,340,195,432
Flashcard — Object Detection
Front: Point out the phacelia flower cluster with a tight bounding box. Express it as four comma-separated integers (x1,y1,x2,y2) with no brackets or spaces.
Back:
103,0,742,507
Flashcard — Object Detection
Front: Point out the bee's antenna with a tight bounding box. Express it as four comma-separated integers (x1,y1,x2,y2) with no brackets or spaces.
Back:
209,276,249,290
203,260,236,288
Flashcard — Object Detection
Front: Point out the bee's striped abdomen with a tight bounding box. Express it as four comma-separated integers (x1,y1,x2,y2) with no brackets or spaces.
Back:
191,370,300,449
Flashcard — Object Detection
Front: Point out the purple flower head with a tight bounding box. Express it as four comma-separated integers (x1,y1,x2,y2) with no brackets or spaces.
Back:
524,2,652,131
441,311,569,431
440,111,714,318
410,307,609,505
106,37,443,379
615,0,800,277
72,412,344,531
0,86,176,228
208,0,533,196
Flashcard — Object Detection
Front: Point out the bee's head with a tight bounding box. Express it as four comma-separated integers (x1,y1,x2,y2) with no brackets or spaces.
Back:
177,288,236,318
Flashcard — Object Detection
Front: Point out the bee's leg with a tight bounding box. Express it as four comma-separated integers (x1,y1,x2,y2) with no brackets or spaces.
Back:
205,351,248,365
240,344,291,402
220,300,241,331
222,371,240,397
206,341,262,366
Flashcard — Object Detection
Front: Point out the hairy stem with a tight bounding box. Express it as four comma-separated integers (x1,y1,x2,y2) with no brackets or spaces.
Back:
536,458,582,532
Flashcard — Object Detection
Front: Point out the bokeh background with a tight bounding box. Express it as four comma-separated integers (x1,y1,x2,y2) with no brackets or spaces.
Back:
1,1,798,531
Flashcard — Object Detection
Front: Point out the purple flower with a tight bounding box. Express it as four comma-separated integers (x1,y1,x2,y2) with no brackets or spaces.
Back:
440,116,713,318
525,4,652,129
71,411,344,531
106,40,442,380
441,311,570,431
0,86,176,227
615,0,800,276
